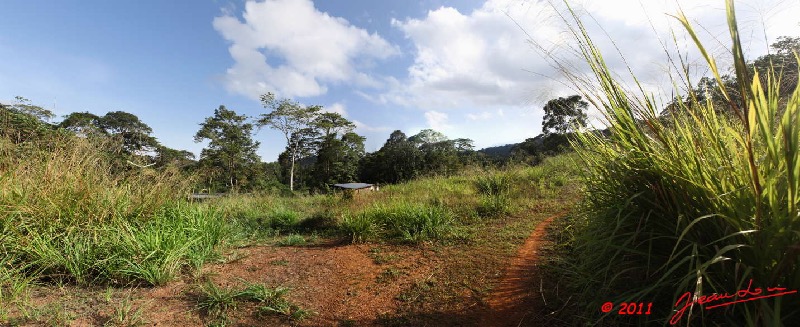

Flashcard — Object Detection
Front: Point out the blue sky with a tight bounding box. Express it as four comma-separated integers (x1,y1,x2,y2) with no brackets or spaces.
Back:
2,0,798,161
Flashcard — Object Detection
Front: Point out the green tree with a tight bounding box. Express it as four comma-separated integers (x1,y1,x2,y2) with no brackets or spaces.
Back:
58,111,104,137
315,112,355,138
359,130,422,184
312,131,365,191
257,93,321,191
541,95,588,135
99,111,158,155
194,105,261,191
10,96,55,122
668,36,799,116
154,145,195,168
0,99,57,143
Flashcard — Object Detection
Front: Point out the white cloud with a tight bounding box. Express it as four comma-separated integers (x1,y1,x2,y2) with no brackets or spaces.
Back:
354,119,390,133
213,0,399,99
424,110,451,130
467,111,493,120
387,0,799,111
324,102,348,117
380,0,799,149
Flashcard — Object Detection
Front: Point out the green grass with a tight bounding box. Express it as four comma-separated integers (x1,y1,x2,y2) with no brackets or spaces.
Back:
342,202,454,244
0,134,225,301
194,281,311,324
549,1,800,325
276,234,307,246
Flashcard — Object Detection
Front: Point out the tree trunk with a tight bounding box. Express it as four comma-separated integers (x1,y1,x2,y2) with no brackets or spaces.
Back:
290,152,296,191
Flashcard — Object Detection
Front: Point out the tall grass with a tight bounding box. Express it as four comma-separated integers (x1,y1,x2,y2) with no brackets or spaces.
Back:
342,202,454,243
0,135,225,298
559,0,800,325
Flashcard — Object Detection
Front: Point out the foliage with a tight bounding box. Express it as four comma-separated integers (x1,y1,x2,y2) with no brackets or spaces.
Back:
541,94,588,135
195,282,310,324
342,202,454,244
0,134,222,288
98,111,159,155
556,2,800,325
8,96,55,122
258,93,322,191
0,100,61,144
194,105,261,192
359,129,474,184
311,132,366,191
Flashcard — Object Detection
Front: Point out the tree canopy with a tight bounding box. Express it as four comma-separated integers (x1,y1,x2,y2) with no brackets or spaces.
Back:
541,95,588,135
194,105,261,191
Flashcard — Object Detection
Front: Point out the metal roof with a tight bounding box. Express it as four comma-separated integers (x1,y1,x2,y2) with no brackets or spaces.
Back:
333,183,374,189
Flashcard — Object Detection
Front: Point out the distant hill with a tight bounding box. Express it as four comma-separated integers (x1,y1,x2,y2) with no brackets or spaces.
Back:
478,143,519,158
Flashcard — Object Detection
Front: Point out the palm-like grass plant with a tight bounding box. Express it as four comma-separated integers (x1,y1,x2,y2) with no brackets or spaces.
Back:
558,0,799,325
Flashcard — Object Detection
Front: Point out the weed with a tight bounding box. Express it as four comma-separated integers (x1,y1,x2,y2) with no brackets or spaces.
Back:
195,282,238,321
551,1,800,325
476,194,510,218
104,298,144,327
269,259,289,266
276,234,306,246
368,248,399,265
376,268,403,284
474,173,510,196
340,214,377,243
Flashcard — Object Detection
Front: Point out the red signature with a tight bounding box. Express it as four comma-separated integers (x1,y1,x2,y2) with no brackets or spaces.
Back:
669,279,797,325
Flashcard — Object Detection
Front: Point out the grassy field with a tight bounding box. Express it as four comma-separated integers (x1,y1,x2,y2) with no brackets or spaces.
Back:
0,130,583,325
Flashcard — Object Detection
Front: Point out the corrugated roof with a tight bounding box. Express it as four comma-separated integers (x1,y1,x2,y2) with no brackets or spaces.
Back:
333,183,374,189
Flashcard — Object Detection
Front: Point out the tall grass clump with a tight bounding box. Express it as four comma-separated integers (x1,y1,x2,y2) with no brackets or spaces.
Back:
475,173,512,217
0,135,224,287
341,202,453,243
560,1,799,325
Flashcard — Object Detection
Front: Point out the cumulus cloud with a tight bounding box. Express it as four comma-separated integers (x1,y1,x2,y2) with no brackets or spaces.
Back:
213,0,399,99
378,0,799,149
424,110,451,130
386,0,799,111
324,102,348,117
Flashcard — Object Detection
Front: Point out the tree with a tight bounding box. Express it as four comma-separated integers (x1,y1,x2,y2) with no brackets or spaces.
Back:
667,35,799,117
315,112,355,138
358,130,421,184
312,131,365,191
194,105,261,191
257,93,321,191
1,99,57,143
99,111,158,155
10,96,55,122
154,145,195,168
59,112,104,137
541,95,588,135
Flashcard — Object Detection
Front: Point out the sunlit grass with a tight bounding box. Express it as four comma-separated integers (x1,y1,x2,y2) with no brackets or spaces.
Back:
552,0,800,325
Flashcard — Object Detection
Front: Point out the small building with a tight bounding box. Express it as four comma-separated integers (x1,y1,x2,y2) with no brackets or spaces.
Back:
332,183,379,193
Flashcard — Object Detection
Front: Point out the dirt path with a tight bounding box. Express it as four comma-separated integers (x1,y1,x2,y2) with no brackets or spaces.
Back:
478,211,566,326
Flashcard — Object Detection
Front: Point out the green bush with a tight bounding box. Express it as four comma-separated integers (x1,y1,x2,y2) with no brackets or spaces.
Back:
268,208,300,230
